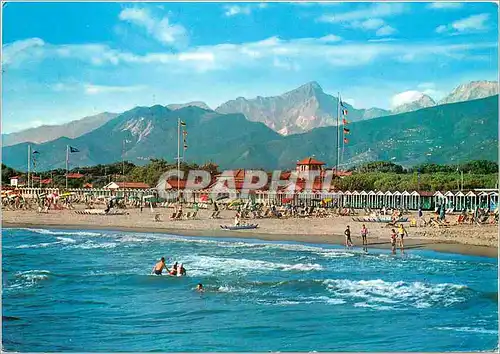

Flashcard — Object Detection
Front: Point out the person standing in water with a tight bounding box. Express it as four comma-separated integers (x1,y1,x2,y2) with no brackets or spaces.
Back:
398,224,408,249
196,283,204,292
152,257,168,275
360,224,368,246
390,229,397,254
344,225,353,248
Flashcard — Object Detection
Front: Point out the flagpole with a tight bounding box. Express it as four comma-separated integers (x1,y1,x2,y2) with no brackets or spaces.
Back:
122,139,125,178
336,92,340,174
66,145,69,189
27,145,31,188
177,117,181,203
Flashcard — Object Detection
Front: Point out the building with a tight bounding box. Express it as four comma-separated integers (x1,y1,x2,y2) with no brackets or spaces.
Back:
10,176,26,187
66,173,85,179
296,157,325,173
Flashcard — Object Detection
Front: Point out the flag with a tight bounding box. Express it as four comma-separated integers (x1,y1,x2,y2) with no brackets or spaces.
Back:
180,121,186,126
32,150,40,154
344,138,349,144
343,128,350,134
183,144,188,150
182,130,188,136
342,118,349,125
342,109,348,115
69,146,79,153
340,100,347,108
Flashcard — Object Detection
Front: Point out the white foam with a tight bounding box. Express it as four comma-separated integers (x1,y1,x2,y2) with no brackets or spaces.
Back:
19,228,102,237
323,279,468,309
56,237,77,244
6,270,51,291
436,327,497,334
184,255,322,276
67,241,117,250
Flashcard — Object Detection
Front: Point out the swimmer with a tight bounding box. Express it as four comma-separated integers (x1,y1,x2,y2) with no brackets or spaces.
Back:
196,283,204,292
178,263,186,276
169,262,178,276
152,257,168,275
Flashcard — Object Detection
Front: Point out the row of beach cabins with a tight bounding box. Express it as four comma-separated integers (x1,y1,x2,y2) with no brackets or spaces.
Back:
15,187,499,212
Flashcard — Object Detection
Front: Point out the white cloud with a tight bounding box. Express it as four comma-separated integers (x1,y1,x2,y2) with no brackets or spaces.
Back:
318,34,342,42
223,3,268,17
2,37,45,66
436,13,490,35
318,3,406,23
346,17,397,37
452,13,489,32
391,90,425,108
4,36,496,74
376,25,397,36
427,2,463,10
84,84,146,95
357,18,385,30
118,7,187,47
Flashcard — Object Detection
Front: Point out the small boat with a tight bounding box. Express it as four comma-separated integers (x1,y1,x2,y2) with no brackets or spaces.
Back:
220,224,259,231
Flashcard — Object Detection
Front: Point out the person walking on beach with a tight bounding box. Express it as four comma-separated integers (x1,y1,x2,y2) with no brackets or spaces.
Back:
398,224,408,249
390,229,397,254
360,224,368,246
344,225,353,248
152,257,168,275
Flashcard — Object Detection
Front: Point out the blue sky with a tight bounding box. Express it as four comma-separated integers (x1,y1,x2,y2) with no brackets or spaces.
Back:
2,1,498,133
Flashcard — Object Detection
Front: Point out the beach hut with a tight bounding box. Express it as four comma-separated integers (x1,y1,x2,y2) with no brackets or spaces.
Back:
336,190,344,207
433,191,446,209
488,191,499,211
465,191,477,211
360,191,368,209
376,191,384,209
410,191,420,210
401,191,410,209
352,191,360,209
454,191,466,211
383,191,393,208
368,191,376,208
393,191,402,209
444,191,455,209
343,190,352,207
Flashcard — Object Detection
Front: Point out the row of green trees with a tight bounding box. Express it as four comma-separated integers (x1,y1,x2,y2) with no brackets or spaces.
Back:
352,160,498,175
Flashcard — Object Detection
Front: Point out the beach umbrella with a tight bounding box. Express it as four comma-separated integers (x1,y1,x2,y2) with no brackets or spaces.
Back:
200,194,209,202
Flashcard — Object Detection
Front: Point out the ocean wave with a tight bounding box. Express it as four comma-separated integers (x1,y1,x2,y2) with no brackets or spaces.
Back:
5,270,51,291
184,255,323,276
66,241,117,250
18,228,102,237
436,327,497,334
323,279,469,308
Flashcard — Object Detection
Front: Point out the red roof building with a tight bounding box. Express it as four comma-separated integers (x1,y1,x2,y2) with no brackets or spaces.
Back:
66,173,84,179
296,157,325,173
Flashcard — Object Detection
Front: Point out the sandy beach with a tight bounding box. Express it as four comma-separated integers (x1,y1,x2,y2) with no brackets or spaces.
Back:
3,208,498,258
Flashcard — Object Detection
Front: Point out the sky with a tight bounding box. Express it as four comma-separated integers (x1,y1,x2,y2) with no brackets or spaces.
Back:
2,1,498,133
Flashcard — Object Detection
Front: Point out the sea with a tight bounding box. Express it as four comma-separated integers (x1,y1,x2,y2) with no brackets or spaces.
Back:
2,228,498,352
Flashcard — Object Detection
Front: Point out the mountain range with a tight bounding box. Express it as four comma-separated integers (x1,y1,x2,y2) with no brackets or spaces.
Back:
3,95,498,172
2,112,118,147
3,80,497,145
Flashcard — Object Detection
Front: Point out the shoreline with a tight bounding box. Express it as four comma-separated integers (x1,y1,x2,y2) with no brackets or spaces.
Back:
4,220,497,258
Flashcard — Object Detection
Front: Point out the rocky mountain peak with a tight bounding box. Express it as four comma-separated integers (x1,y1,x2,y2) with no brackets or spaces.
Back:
439,80,498,105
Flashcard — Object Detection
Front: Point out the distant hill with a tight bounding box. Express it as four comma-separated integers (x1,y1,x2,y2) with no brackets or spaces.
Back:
2,112,118,147
3,96,497,171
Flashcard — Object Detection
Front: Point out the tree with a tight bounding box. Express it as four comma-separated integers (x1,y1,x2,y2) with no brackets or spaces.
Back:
355,161,405,174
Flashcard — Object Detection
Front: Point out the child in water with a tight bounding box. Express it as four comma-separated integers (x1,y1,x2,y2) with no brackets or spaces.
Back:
196,283,204,292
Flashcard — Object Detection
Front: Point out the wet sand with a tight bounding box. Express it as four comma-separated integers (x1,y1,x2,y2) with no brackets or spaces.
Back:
3,208,498,258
